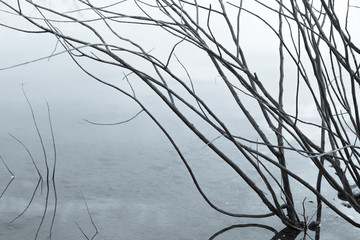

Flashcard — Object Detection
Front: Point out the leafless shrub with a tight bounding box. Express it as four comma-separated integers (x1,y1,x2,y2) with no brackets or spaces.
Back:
1,0,359,232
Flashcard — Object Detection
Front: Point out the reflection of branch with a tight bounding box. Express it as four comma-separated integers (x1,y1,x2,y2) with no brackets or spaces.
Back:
0,154,15,199
22,84,51,240
9,130,44,224
76,193,98,240
269,226,301,240
0,177,15,199
47,101,58,239
84,109,144,125
8,87,59,240
10,178,42,223
209,223,278,240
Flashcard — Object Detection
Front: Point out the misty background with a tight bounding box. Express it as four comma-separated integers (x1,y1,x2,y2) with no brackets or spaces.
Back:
1,1,360,239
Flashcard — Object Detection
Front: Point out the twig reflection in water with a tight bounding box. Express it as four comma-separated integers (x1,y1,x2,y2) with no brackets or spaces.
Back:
0,154,15,199
76,193,99,240
209,223,306,240
6,86,58,240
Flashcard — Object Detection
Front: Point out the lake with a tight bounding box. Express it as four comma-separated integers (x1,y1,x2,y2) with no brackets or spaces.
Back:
0,53,359,240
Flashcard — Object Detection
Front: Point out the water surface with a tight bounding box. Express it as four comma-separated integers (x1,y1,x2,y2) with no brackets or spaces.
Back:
0,60,359,240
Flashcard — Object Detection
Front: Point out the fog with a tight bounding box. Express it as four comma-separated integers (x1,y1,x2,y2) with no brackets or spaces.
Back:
1,1,360,239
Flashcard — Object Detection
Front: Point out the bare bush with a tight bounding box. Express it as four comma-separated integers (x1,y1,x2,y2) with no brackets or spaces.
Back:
1,0,360,232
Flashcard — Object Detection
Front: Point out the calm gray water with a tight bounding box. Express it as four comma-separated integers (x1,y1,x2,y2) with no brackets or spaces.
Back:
0,57,359,240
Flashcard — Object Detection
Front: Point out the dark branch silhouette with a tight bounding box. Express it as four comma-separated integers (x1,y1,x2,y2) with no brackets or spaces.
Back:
1,0,359,233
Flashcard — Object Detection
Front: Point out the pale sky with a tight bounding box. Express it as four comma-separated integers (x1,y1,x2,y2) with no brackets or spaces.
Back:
0,0,359,118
